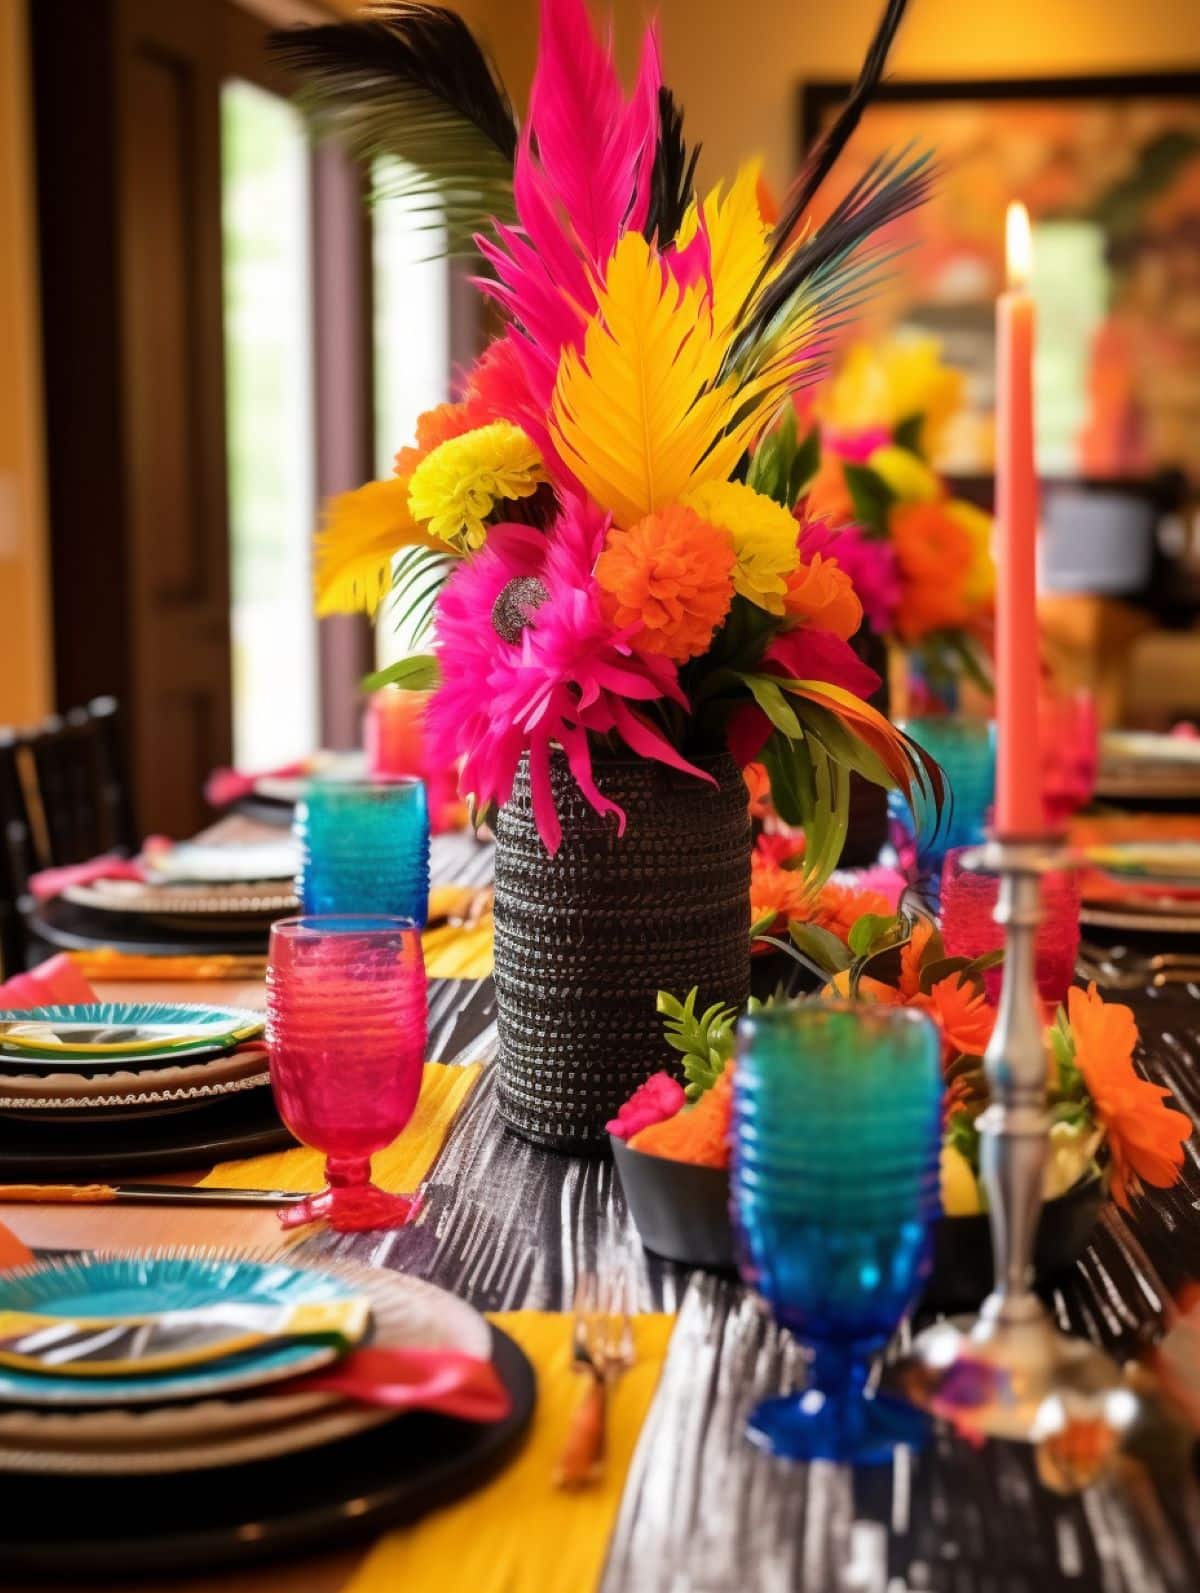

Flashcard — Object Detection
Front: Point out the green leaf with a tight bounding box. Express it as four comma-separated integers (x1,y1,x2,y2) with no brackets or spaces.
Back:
360,653,441,694
790,426,821,502
788,920,852,975
761,731,814,828
738,674,804,739
843,463,895,536
847,912,903,959
892,412,925,455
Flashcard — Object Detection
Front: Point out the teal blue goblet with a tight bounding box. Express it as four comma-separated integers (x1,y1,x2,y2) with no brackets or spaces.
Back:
295,776,430,926
732,1001,943,1464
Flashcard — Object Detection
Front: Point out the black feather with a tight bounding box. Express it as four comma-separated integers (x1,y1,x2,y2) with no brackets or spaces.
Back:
270,3,519,251
643,88,701,244
742,145,935,351
766,0,910,271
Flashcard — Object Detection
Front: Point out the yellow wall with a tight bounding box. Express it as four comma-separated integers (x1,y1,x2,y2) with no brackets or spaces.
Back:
0,0,51,728
468,0,1200,194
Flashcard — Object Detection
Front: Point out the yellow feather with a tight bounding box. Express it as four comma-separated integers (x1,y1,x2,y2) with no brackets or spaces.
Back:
675,163,770,344
314,478,449,618
550,232,759,526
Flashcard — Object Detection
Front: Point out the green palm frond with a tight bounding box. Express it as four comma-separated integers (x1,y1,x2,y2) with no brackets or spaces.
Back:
271,3,518,253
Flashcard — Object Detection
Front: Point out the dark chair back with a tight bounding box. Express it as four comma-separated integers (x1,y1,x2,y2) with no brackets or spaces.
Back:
0,698,137,977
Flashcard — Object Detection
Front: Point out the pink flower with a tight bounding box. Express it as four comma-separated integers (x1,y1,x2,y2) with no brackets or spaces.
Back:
845,863,907,909
824,424,892,464
606,1071,686,1140
799,517,900,636
426,498,712,852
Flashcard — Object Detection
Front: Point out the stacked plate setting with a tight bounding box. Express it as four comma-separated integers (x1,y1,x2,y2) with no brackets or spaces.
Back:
0,1249,492,1474
0,1002,268,1119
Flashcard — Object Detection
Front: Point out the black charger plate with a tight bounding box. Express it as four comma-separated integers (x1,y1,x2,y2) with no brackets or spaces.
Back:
0,1085,295,1178
27,896,272,958
0,1323,535,1580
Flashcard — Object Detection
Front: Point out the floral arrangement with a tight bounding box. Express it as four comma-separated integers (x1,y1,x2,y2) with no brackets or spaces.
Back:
799,336,995,698
286,0,943,867
748,830,904,947
610,916,1192,1216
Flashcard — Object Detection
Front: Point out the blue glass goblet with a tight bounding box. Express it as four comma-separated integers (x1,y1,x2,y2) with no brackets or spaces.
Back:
889,716,996,906
732,1001,943,1464
295,776,430,926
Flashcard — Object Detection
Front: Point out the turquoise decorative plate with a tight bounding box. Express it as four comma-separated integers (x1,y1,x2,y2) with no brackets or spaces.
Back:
0,1253,362,1405
0,1003,263,1060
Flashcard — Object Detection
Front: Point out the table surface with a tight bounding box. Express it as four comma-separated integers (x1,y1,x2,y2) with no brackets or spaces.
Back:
5,831,1200,1593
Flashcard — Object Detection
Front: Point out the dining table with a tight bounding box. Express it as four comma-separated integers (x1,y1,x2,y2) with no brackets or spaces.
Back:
4,824,1200,1593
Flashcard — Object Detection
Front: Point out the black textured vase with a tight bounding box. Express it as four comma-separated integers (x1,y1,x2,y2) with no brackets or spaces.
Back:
493,750,751,1152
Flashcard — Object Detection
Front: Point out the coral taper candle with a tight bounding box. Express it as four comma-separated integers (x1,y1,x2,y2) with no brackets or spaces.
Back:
994,203,1043,836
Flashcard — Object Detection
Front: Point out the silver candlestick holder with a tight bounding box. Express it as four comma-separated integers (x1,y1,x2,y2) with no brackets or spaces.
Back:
900,836,1128,1443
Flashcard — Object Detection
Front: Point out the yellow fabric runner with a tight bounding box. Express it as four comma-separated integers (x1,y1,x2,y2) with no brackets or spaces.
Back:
198,1061,482,1192
343,1310,676,1593
422,920,494,980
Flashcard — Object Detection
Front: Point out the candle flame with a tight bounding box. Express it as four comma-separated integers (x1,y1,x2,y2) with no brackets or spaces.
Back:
1006,202,1033,290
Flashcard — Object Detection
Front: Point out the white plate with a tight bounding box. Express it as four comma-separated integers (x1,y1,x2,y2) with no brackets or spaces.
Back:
146,839,299,885
0,1250,490,1474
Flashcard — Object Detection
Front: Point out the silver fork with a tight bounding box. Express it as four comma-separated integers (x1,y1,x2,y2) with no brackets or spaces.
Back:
1076,944,1200,990
554,1267,636,1488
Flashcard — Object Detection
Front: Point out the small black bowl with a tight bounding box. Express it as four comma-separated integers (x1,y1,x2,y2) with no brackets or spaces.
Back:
926,1174,1105,1312
610,1135,736,1271
613,1133,1105,1298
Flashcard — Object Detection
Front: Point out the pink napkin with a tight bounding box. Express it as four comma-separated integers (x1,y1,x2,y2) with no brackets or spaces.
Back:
27,855,147,904
204,760,308,809
0,953,97,1009
282,1344,512,1422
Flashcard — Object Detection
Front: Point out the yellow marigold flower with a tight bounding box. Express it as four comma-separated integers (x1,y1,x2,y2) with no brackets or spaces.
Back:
407,421,546,550
680,480,799,615
314,477,445,618
947,499,995,611
823,337,966,458
867,445,942,505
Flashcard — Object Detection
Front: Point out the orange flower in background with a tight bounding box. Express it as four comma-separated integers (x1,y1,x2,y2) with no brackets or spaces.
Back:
821,971,904,1005
783,552,863,640
899,919,937,998
804,454,857,528
743,762,772,819
393,401,481,477
810,881,892,943
890,502,973,642
750,853,809,929
1068,983,1191,1210
596,506,735,662
914,972,995,1066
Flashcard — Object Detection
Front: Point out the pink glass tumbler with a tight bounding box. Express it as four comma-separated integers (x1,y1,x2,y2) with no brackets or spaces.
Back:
941,849,1081,1007
266,916,427,1232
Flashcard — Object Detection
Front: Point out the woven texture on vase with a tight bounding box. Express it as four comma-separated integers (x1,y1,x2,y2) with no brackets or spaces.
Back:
493,750,751,1152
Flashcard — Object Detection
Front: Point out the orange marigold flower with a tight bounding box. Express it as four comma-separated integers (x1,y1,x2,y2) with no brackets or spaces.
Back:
630,1066,733,1168
393,402,480,477
803,455,857,528
1068,983,1191,1210
596,506,735,661
810,882,893,944
913,973,996,1067
821,971,904,1005
891,502,974,642
750,855,809,930
783,552,863,640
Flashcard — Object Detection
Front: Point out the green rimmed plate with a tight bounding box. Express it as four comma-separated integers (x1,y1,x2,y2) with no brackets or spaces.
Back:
0,1003,263,1061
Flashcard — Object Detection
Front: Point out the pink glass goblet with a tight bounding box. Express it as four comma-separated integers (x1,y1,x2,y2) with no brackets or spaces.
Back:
940,848,1082,1008
266,915,427,1232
